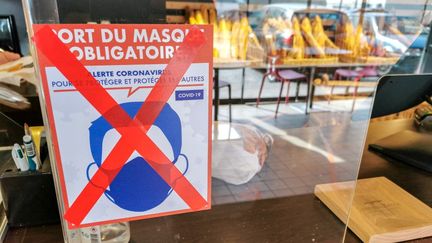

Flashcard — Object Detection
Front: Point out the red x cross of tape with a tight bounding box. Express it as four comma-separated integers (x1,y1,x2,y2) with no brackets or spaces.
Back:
33,25,209,227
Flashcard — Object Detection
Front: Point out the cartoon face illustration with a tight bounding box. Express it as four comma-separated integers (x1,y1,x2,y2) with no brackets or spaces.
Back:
87,102,187,212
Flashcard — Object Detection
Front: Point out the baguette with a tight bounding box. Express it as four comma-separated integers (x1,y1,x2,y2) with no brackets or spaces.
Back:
200,5,209,24
301,17,326,58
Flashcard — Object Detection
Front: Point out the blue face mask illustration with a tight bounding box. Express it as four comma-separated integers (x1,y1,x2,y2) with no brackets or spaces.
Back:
87,102,188,212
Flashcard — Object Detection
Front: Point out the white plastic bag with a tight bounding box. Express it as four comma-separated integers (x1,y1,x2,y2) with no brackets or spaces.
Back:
212,123,273,185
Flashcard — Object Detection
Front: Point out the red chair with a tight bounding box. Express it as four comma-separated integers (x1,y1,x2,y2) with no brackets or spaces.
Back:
333,68,360,80
256,58,307,118
329,67,378,104
350,67,378,111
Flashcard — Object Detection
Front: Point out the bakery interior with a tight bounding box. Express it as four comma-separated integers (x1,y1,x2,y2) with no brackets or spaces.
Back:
0,0,432,242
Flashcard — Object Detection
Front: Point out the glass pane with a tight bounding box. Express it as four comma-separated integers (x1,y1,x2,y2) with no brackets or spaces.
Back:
9,0,430,242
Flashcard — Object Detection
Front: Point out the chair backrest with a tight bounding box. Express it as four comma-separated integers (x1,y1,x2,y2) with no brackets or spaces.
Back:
355,66,379,81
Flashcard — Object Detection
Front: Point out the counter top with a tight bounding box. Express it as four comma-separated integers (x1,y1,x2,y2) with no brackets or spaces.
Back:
4,119,431,242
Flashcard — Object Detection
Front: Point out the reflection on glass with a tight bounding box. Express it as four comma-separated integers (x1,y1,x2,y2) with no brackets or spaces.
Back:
9,0,432,242
344,74,432,242
207,1,430,242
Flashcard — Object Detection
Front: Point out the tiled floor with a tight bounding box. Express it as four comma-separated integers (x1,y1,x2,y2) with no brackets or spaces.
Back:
211,99,372,205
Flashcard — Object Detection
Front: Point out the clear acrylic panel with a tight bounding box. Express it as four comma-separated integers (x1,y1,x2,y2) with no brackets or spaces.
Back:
16,0,430,242
0,110,26,237
0,78,43,239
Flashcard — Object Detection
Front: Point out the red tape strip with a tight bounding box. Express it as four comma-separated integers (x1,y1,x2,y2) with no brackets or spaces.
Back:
33,25,208,227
